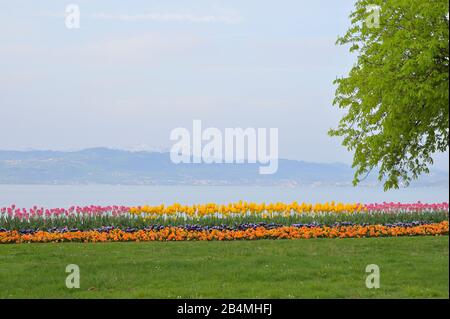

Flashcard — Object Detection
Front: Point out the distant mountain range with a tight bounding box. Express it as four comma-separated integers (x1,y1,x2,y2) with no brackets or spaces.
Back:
0,148,448,187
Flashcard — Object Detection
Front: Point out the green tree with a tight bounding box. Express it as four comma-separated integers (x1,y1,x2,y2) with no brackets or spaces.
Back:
330,0,449,190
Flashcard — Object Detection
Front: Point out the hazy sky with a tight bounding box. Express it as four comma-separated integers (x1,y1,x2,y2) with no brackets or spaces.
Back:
1,0,448,170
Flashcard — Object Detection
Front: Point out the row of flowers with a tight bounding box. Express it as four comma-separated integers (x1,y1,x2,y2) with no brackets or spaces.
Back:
1,202,448,242
1,221,448,243
2,201,448,219
2,220,439,235
1,202,448,233
1,210,448,231
130,201,450,216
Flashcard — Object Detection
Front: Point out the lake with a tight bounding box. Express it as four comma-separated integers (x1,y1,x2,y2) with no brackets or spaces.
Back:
0,184,448,208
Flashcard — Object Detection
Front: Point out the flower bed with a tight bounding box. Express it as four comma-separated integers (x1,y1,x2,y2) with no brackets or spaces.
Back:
0,221,448,243
0,202,448,243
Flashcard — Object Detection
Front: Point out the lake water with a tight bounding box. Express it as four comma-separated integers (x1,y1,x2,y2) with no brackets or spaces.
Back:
0,184,448,208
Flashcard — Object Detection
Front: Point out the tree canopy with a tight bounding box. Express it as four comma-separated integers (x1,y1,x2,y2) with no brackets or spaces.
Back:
330,0,449,190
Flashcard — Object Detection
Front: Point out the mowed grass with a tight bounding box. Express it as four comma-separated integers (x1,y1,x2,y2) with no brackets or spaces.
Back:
0,237,448,298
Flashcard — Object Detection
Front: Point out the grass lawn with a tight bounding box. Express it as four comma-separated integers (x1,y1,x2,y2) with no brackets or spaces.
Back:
0,236,448,298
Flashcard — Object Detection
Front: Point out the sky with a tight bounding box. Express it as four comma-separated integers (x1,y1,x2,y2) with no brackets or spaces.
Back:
0,0,448,170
